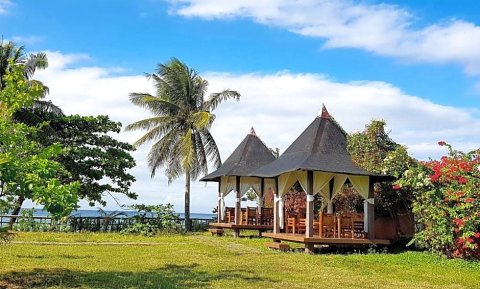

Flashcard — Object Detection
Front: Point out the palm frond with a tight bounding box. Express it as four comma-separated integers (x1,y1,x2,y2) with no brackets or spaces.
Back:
199,130,222,169
129,92,182,115
204,89,240,111
131,124,169,148
190,111,213,130
24,52,48,79
147,129,180,178
180,129,194,172
32,100,63,116
124,116,175,132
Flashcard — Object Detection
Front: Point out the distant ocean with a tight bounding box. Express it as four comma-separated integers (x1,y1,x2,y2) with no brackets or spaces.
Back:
19,208,215,220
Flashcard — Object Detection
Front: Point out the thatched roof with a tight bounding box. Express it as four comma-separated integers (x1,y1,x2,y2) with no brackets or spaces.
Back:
251,106,392,181
200,128,276,182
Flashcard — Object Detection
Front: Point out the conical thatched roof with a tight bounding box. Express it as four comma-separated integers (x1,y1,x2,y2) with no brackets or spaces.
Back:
200,128,276,182
251,106,391,181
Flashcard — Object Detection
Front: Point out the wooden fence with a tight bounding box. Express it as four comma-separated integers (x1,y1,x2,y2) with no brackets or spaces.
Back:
0,215,212,232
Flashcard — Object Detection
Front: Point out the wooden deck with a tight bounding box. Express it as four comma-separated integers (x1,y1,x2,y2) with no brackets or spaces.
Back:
263,232,390,246
209,222,273,237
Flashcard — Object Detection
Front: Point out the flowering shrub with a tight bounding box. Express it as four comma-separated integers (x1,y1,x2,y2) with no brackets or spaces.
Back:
396,142,480,259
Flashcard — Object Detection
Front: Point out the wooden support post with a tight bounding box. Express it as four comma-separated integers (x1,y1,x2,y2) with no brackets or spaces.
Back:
367,179,375,239
327,178,334,214
305,243,315,254
235,176,241,225
273,177,280,234
217,179,222,223
306,171,314,238
259,178,264,223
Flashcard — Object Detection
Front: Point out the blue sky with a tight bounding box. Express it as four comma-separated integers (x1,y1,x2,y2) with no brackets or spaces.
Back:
1,0,480,212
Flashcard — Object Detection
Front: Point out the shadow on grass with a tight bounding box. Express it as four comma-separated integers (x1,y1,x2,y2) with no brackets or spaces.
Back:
0,263,276,289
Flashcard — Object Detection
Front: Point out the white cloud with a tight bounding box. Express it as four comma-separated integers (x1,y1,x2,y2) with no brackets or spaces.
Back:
0,0,12,14
35,51,480,213
167,0,480,77
11,35,44,45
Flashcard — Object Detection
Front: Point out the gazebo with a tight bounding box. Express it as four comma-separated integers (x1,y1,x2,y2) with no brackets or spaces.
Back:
251,105,392,252
200,128,277,236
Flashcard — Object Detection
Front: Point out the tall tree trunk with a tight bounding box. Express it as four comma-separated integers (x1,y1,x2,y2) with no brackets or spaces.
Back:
184,171,191,231
9,196,25,228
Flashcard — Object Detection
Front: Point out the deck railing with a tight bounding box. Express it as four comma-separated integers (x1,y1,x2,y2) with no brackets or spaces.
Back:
0,214,213,232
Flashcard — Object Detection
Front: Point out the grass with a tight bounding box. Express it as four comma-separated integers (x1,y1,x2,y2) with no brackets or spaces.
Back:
0,231,479,289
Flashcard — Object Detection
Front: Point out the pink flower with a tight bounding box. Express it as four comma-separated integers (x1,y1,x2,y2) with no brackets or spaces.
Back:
457,176,467,184
438,141,447,146
474,232,480,239
392,184,401,191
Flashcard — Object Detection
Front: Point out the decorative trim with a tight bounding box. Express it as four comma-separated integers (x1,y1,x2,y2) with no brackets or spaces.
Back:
306,195,314,202
235,198,241,203
366,198,375,204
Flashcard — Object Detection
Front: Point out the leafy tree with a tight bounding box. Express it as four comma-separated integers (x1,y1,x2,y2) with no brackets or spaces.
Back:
32,113,137,206
0,61,79,221
347,120,416,218
126,58,240,230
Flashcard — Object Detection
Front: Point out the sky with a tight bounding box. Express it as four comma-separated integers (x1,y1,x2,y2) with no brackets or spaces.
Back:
1,0,480,213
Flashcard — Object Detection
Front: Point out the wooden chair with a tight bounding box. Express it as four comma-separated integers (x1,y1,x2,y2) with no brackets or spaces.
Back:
240,208,247,224
297,218,306,234
225,207,235,223
319,213,336,238
245,206,258,225
286,216,297,234
260,208,273,225
352,213,366,239
338,213,354,238
313,218,320,236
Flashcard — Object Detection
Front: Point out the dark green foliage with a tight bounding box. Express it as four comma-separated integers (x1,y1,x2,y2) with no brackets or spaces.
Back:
33,113,137,206
347,120,416,217
347,120,398,174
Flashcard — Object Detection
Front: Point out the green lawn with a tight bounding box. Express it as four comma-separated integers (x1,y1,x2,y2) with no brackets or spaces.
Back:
1,232,479,289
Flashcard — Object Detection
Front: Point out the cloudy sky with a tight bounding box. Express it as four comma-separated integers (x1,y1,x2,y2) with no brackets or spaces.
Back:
1,0,479,213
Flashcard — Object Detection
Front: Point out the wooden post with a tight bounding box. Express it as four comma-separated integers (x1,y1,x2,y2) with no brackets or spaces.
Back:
217,179,222,223
235,176,241,225
367,178,375,239
305,243,315,254
259,178,264,223
306,171,314,238
327,178,334,214
273,177,280,234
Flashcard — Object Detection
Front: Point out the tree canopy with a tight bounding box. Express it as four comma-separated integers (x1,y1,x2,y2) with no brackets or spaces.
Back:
347,120,417,217
34,113,137,206
0,61,79,219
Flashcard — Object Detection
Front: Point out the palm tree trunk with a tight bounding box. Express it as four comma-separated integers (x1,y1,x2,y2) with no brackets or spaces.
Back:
184,171,191,231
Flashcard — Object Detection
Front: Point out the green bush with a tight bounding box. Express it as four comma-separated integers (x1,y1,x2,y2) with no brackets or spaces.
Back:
121,203,183,236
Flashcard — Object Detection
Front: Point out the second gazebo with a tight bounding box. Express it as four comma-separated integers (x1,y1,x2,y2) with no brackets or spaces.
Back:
200,128,277,236
251,105,392,251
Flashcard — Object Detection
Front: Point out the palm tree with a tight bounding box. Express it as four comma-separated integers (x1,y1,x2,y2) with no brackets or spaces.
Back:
0,40,62,114
126,58,240,231
0,40,48,93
